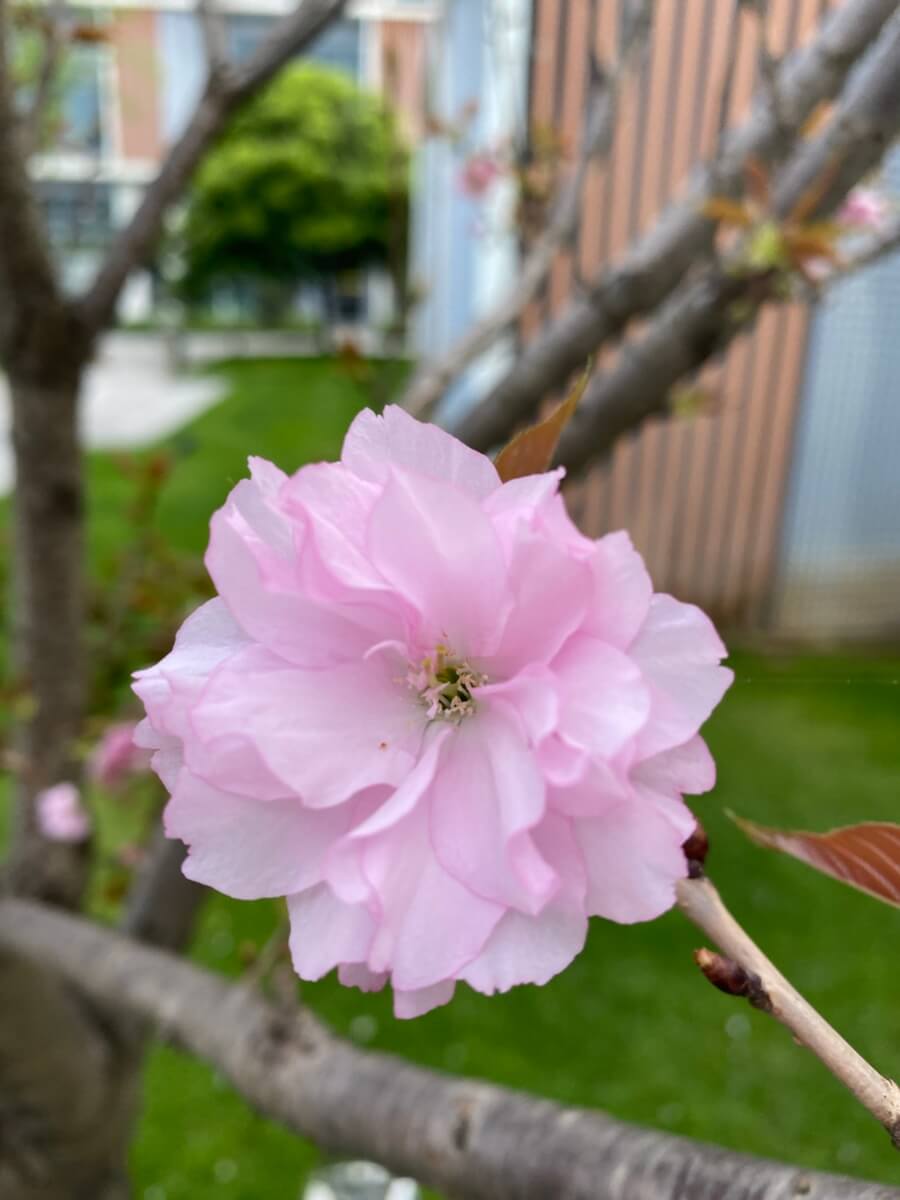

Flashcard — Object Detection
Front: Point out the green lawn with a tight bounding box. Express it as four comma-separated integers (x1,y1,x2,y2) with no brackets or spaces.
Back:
3,357,900,1197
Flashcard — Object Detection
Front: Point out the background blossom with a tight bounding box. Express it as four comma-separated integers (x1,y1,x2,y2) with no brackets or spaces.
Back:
89,720,151,790
37,782,91,843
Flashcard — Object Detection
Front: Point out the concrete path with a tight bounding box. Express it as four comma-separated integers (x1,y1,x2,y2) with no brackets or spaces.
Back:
0,333,227,496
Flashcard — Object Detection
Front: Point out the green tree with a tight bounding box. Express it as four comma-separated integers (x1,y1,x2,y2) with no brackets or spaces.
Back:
179,62,409,321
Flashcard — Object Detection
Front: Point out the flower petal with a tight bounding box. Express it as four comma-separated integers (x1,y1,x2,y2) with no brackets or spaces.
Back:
549,758,631,818
166,772,350,900
479,668,558,746
630,595,733,757
482,469,565,525
394,981,456,1019
428,710,556,914
461,814,587,994
632,735,716,797
489,528,591,673
552,635,651,758
282,461,414,642
191,646,425,808
132,599,248,740
367,467,509,655
343,405,500,499
288,884,376,980
583,531,653,648
134,721,184,791
338,964,388,993
363,806,503,990
206,469,377,668
576,800,689,923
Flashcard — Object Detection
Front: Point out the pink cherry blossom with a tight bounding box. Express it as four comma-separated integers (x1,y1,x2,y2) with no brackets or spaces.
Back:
37,782,91,843
838,187,892,233
89,721,151,789
459,151,502,198
134,406,732,1018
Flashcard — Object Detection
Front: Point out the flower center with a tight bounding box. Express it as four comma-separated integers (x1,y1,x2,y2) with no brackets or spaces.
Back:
408,645,487,721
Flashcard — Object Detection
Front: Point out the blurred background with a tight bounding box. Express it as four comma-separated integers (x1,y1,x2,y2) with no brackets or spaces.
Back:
0,1,898,1197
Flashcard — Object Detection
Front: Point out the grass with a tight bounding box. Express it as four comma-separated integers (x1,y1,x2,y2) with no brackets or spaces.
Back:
3,357,900,1197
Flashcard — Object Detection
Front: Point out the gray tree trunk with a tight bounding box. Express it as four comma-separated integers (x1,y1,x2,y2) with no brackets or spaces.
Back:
6,328,92,908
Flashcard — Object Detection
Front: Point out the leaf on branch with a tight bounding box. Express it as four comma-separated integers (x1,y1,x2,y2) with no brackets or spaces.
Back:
800,101,832,140
730,813,900,909
70,24,111,44
494,360,592,482
702,198,754,227
744,158,770,207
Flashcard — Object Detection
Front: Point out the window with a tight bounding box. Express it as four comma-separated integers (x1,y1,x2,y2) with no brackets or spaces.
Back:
13,10,110,156
307,19,361,76
226,15,361,77
226,14,275,63
36,180,113,248
56,41,107,155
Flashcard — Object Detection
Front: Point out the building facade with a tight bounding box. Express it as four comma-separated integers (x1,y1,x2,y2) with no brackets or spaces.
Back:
25,0,434,319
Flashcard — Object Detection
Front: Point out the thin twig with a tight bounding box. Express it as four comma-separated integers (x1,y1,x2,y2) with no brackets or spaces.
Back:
747,0,789,145
21,0,69,157
196,0,229,80
239,916,290,994
831,216,900,280
677,874,900,1148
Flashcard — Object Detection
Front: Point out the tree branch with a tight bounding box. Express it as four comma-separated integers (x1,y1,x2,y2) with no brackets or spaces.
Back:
76,0,348,333
677,875,900,1148
449,0,900,452
1,898,897,1200
401,0,654,419
833,216,900,280
121,829,205,952
0,0,66,359
554,7,900,472
20,0,69,158
196,0,229,80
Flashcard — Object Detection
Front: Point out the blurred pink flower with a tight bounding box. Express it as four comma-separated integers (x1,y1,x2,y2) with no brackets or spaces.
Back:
37,782,91,843
134,407,732,1018
459,151,502,198
838,187,892,232
89,721,151,789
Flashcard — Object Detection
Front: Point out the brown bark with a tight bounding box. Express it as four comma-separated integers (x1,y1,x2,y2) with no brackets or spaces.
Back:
2,897,898,1200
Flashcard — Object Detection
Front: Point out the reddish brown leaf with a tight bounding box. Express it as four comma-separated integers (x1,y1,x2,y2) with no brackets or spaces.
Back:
800,101,832,140
70,24,111,43
744,158,771,207
788,158,841,225
731,813,900,909
494,361,592,482
702,197,753,227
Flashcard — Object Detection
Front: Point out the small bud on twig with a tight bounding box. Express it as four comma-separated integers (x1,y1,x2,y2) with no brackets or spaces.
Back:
684,819,709,877
694,948,773,1013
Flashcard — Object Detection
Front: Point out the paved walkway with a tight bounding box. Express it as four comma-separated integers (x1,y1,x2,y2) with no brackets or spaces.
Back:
0,334,227,496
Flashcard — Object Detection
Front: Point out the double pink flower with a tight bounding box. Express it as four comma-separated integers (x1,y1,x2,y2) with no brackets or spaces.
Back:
134,407,732,1017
